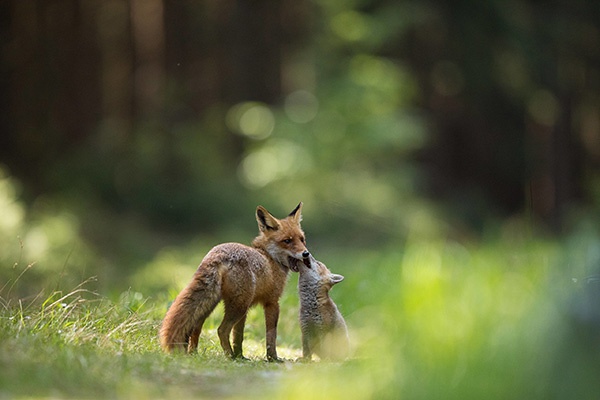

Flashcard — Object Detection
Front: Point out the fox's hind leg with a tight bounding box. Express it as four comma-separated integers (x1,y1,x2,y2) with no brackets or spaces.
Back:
187,318,207,353
218,303,249,359
232,313,249,360
301,333,313,361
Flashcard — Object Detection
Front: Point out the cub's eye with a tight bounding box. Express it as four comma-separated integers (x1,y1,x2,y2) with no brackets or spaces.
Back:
300,236,305,243
282,238,292,244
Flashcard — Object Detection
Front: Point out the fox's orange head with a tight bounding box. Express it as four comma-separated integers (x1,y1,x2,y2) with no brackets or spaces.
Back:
255,202,310,271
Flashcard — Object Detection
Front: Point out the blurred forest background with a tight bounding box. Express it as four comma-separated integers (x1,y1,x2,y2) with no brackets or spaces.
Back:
1,0,600,296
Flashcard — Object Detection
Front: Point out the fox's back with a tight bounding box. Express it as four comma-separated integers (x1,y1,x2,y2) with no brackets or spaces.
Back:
202,242,287,304
204,243,265,271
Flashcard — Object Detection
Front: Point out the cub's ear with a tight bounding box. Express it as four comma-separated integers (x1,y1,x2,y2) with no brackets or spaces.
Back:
288,202,303,223
256,206,280,231
330,274,344,285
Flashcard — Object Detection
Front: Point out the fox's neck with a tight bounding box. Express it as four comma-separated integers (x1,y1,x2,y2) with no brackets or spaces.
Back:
252,236,288,271
316,289,333,307
251,235,270,256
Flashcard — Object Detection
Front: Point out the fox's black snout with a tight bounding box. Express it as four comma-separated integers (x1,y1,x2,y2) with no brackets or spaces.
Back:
302,251,311,268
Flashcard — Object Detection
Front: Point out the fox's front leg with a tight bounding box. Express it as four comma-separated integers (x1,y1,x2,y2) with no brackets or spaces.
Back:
264,302,282,362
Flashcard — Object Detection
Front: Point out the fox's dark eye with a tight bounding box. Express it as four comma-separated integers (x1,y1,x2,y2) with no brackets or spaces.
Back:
282,238,292,244
300,237,305,243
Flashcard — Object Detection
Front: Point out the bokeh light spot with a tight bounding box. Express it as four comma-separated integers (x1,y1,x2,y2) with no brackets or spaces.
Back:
238,140,311,189
284,90,319,123
330,11,370,42
226,102,275,140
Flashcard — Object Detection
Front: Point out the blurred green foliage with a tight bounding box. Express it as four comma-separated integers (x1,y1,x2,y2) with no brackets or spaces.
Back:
2,0,599,254
280,233,600,399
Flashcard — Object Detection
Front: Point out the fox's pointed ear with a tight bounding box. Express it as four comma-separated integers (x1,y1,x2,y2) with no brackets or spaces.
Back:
288,202,303,222
256,206,280,232
330,274,344,285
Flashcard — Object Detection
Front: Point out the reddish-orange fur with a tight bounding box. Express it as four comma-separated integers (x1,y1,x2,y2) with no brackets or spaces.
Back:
159,203,309,361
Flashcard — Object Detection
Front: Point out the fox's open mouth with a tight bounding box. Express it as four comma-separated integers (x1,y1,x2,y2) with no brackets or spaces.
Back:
302,255,311,269
288,257,301,272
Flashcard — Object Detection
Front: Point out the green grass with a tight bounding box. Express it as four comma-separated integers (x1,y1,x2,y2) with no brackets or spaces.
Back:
2,234,600,399
0,278,299,399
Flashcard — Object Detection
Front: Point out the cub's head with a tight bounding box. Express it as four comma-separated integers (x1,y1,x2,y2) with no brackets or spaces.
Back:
299,255,344,289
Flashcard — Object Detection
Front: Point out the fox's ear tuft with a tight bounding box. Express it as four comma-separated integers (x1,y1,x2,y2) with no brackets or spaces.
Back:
288,202,303,222
256,206,280,231
330,274,344,285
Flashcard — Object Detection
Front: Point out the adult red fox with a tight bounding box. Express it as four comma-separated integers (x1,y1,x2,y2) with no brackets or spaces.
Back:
159,203,309,362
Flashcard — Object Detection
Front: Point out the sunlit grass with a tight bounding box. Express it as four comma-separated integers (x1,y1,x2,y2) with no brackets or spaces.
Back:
1,232,600,399
0,275,299,398
273,236,600,399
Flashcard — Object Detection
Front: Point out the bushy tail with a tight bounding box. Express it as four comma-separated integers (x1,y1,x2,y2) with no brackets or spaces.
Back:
159,265,222,353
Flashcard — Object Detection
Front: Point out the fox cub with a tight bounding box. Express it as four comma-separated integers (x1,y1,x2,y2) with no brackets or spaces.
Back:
298,254,349,361
159,203,310,362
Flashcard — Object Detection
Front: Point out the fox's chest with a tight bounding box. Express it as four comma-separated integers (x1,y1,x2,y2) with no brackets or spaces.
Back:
298,282,334,324
249,262,288,303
